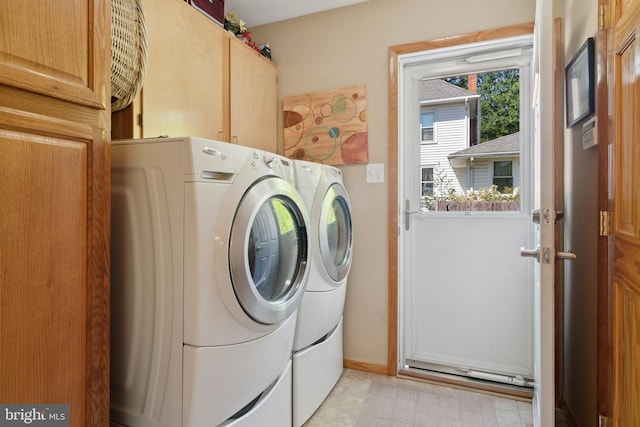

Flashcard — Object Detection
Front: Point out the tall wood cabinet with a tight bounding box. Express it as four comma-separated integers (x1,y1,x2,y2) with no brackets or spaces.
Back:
112,0,278,152
0,1,111,426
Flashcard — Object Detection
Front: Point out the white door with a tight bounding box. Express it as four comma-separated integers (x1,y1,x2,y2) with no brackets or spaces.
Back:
399,36,536,386
526,0,556,425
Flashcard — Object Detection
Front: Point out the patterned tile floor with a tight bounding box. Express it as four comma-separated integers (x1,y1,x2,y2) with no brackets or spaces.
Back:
305,369,537,427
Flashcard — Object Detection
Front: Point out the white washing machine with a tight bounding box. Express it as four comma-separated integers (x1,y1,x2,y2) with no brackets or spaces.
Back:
291,160,353,427
110,137,310,427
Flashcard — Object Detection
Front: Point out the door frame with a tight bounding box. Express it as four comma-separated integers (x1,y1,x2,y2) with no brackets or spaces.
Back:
595,0,610,418
387,23,535,379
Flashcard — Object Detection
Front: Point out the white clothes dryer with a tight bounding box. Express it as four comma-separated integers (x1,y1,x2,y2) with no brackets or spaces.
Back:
291,160,353,427
110,137,310,427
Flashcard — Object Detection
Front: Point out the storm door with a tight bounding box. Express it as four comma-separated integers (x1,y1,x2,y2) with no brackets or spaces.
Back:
399,36,536,386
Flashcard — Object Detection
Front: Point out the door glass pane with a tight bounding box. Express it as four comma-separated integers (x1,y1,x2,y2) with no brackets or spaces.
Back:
419,69,522,212
248,196,303,302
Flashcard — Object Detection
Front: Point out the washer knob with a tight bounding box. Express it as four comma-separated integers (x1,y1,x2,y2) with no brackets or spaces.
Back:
264,156,277,168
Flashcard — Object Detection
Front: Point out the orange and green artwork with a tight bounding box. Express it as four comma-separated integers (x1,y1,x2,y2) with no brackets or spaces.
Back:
283,85,368,166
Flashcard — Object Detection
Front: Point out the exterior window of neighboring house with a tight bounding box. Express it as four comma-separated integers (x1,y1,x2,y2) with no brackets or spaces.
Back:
421,166,434,196
493,160,513,193
420,111,435,143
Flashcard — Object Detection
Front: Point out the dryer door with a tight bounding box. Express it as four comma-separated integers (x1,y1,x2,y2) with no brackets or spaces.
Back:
318,182,353,283
229,177,309,325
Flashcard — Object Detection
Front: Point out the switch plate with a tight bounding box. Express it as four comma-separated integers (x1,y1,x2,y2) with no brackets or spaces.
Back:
366,163,384,183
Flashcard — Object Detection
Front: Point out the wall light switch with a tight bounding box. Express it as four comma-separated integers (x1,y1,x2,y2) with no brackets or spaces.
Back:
366,163,384,184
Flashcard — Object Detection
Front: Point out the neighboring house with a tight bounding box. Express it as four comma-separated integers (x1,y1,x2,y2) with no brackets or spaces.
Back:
419,79,479,197
419,78,520,198
448,131,521,193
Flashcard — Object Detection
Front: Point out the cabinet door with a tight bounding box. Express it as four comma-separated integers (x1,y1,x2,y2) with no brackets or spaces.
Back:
229,40,278,152
0,126,88,421
140,0,225,140
0,1,106,108
0,1,110,426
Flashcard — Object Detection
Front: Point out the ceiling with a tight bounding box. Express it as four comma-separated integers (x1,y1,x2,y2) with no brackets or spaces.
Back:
224,0,370,28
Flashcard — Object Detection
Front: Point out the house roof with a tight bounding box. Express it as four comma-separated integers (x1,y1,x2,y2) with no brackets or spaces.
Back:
448,132,520,159
420,79,479,102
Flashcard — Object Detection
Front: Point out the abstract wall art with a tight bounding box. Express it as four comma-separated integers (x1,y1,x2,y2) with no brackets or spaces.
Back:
283,84,368,165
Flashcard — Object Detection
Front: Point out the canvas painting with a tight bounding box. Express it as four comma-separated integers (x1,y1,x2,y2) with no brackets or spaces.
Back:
283,85,368,165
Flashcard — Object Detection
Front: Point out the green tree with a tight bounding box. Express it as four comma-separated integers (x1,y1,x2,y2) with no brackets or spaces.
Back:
444,69,520,142
477,69,520,142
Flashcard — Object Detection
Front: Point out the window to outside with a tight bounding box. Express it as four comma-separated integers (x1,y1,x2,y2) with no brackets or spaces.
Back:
417,68,523,212
493,160,513,193
420,111,435,143
421,166,434,196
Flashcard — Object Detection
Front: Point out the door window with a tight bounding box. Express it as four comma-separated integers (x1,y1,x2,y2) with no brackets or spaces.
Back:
417,69,524,212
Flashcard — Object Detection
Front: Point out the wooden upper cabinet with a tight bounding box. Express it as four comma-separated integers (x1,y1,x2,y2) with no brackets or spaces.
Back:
135,0,225,140
0,1,110,426
0,1,108,109
229,39,278,152
112,0,278,152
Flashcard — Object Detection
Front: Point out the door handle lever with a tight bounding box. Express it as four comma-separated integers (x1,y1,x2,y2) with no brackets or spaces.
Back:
556,251,576,260
520,246,540,261
521,247,576,263
404,199,422,231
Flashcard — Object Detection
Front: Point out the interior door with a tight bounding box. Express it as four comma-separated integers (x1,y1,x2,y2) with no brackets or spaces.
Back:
607,0,640,424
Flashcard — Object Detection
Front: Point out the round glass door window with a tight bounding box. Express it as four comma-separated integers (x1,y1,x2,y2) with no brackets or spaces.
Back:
319,183,353,282
229,177,309,325
248,197,303,302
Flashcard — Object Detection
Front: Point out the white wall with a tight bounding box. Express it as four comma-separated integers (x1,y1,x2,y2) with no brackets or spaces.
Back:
251,0,535,367
561,0,598,426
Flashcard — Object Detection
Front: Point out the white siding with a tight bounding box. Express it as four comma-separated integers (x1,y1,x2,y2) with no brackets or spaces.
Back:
420,103,468,195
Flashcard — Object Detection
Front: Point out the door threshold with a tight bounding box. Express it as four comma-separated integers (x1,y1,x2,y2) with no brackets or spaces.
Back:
398,367,534,401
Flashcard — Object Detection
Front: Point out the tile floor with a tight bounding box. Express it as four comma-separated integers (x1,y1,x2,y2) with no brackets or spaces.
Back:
304,369,535,427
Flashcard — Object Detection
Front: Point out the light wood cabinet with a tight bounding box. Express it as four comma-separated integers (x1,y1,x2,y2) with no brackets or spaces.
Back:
0,1,111,426
112,0,278,152
229,39,278,152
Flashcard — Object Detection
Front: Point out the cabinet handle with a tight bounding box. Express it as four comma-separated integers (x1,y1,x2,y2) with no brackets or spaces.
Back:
232,136,238,145
217,131,226,142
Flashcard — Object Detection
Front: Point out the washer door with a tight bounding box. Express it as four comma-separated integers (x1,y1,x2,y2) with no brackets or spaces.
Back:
229,177,309,325
319,183,353,283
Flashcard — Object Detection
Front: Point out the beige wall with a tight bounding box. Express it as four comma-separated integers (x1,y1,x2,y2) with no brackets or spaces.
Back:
561,0,598,426
251,0,535,367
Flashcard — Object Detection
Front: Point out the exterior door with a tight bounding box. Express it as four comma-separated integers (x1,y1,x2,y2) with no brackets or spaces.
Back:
399,37,536,385
606,0,640,424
